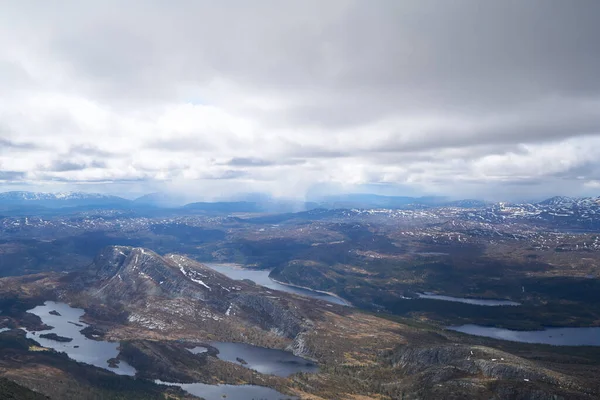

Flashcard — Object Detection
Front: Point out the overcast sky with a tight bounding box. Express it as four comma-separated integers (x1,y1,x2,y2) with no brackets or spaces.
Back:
1,1,600,200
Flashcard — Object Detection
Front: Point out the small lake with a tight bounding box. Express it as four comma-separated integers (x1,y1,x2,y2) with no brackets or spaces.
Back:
156,380,297,400
23,301,136,375
417,292,520,306
206,263,350,306
449,324,600,346
208,341,318,377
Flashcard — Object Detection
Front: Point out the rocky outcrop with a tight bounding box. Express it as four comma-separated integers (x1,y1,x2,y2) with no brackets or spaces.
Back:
70,246,312,342
86,246,209,303
287,331,314,359
0,377,50,400
119,340,210,382
391,345,556,382
387,344,591,399
233,293,304,338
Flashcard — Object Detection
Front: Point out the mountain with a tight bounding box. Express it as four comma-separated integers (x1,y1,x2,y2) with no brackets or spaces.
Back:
313,193,448,209
132,192,187,208
536,196,576,206
182,201,264,213
0,191,131,209
70,246,306,339
182,199,314,214
444,199,491,208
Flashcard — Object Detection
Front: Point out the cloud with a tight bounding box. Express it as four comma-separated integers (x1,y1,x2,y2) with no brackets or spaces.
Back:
0,138,40,150
224,157,306,167
0,1,599,200
47,160,107,172
0,171,26,181
66,145,115,158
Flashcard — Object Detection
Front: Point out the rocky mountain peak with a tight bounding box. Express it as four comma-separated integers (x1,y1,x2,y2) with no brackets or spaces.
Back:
87,246,219,303
75,246,312,339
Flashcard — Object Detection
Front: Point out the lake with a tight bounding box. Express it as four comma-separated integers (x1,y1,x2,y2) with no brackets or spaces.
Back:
156,380,297,400
449,324,600,346
208,341,318,376
206,263,350,306
24,301,136,375
417,292,520,306
23,302,307,398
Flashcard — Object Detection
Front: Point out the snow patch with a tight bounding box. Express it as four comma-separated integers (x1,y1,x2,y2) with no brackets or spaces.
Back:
178,263,211,290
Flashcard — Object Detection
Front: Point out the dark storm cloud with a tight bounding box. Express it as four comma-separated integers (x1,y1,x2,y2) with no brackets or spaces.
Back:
7,0,600,132
32,1,599,111
265,0,600,131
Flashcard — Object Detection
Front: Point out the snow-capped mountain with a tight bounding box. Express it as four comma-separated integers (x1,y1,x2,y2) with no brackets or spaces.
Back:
0,191,119,200
0,191,131,209
535,196,575,207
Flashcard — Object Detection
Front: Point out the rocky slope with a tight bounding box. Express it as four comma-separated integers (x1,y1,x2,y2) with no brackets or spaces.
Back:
385,344,594,399
3,245,600,399
0,377,49,400
66,246,314,343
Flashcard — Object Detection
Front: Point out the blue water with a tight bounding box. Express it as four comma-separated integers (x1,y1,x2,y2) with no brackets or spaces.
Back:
24,301,305,397
449,324,600,346
209,341,318,377
206,263,350,306
418,292,520,306
156,380,297,400
24,301,136,375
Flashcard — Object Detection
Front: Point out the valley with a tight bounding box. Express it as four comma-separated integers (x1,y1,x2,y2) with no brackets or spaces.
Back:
1,192,600,399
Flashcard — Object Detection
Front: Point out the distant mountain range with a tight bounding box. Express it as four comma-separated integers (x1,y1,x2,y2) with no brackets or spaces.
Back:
311,194,491,209
0,191,131,209
0,191,598,217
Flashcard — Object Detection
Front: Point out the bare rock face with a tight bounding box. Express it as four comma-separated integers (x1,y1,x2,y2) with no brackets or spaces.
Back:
233,293,304,339
387,344,591,400
391,344,554,382
88,246,207,302
73,246,313,341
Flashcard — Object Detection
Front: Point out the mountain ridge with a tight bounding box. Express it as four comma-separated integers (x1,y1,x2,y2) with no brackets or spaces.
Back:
68,245,310,340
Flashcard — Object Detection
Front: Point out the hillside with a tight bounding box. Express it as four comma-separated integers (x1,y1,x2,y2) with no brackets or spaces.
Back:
0,245,598,399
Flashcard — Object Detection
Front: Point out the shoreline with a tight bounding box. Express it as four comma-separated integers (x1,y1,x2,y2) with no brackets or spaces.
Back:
269,277,353,307
205,262,353,307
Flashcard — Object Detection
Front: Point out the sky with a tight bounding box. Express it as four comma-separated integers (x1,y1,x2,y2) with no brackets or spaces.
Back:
1,0,600,201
